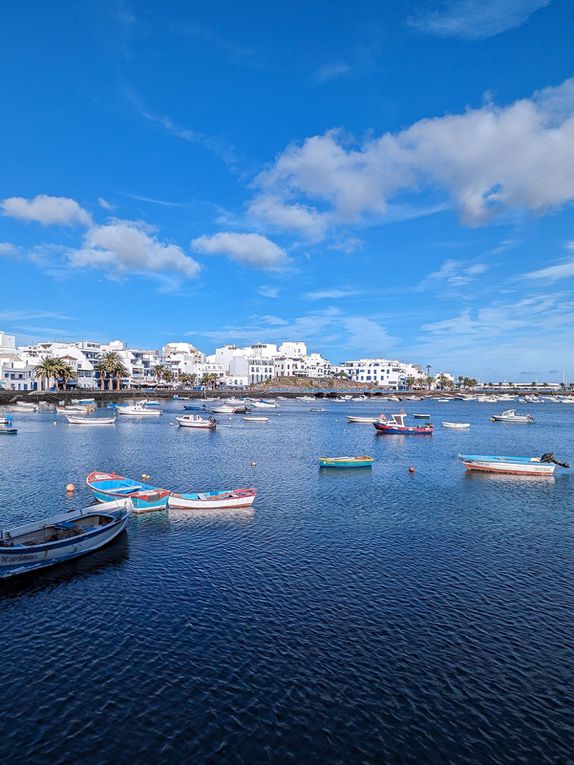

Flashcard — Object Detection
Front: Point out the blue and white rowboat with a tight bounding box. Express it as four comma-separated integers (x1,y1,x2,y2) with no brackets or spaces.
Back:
459,454,568,476
0,499,130,579
86,471,170,513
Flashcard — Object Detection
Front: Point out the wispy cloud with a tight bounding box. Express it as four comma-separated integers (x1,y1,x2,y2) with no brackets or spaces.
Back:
0,310,73,322
117,191,189,208
304,288,362,300
408,0,552,40
419,259,489,291
523,241,574,282
313,63,351,84
127,87,237,167
258,285,280,298
186,307,395,357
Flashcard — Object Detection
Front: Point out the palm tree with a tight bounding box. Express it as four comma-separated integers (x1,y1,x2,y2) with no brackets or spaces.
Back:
112,360,128,390
95,358,108,390
34,356,58,391
154,365,166,386
405,375,415,389
58,362,77,390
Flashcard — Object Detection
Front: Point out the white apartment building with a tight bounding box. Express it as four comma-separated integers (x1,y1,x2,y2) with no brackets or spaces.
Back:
334,359,422,389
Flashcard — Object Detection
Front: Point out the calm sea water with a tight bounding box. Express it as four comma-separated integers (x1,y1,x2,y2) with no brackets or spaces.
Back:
1,398,573,764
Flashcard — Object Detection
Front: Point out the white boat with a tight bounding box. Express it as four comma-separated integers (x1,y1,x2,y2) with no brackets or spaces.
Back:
225,398,245,406
13,402,37,412
459,453,568,476
296,396,315,402
252,400,278,409
442,421,471,429
117,404,163,416
176,415,216,429
66,415,116,426
491,409,535,423
244,416,269,422
437,398,451,402
168,487,256,510
72,398,95,405
413,413,431,419
56,405,94,414
0,499,131,578
211,404,247,414
347,415,379,424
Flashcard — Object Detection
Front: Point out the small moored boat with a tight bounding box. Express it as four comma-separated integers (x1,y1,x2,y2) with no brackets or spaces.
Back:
117,404,163,417
244,416,269,422
491,409,535,423
66,415,116,426
347,415,379,424
374,413,433,435
459,453,569,476
86,471,169,513
168,487,256,510
319,456,374,468
413,413,431,419
251,400,278,409
211,404,248,414
176,415,216,429
442,421,471,429
0,499,130,579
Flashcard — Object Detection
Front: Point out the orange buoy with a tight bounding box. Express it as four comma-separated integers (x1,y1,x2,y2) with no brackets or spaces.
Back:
408,466,415,474
66,483,75,493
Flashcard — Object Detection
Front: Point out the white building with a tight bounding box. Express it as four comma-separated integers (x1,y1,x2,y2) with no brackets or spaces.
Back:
334,359,422,389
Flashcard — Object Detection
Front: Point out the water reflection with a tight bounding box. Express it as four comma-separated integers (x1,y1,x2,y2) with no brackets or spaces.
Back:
0,532,129,598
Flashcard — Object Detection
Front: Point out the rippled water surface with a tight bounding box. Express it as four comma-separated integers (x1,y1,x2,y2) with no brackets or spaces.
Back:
1,398,573,764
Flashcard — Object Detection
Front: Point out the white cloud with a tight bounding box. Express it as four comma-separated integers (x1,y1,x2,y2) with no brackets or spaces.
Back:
191,232,289,270
258,285,280,298
408,0,551,40
420,259,489,289
247,195,330,241
68,219,200,279
98,197,115,211
187,306,395,357
314,63,351,84
523,241,574,282
250,77,574,236
305,288,361,300
0,242,18,256
2,194,92,227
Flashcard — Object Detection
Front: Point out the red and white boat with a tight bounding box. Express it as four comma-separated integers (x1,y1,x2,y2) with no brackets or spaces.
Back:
374,413,433,435
168,487,256,510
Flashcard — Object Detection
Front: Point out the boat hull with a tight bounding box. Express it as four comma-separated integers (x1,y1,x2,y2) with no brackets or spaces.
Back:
374,423,433,435
460,455,556,476
117,406,162,416
0,500,129,579
66,416,116,426
86,471,170,513
176,416,216,429
168,488,256,510
319,457,374,468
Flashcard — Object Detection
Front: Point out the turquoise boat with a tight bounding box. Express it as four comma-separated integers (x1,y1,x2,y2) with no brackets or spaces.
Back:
319,456,374,468
86,471,170,513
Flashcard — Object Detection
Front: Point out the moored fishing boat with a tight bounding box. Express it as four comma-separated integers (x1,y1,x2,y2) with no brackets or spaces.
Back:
413,413,431,419
86,471,170,513
374,413,433,435
491,409,535,423
0,499,130,578
56,405,94,414
244,415,269,422
0,424,17,434
168,487,257,510
296,396,315,402
459,453,569,476
176,414,216,429
72,398,95,405
318,456,374,468
252,400,278,409
211,404,248,414
14,401,37,411
347,415,379,424
66,415,116,426
442,421,471,429
117,403,163,417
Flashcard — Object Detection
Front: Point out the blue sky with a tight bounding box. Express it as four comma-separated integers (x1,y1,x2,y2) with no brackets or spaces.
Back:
1,0,573,379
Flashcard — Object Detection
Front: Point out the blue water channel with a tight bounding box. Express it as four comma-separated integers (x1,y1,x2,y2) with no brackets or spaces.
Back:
1,398,573,763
